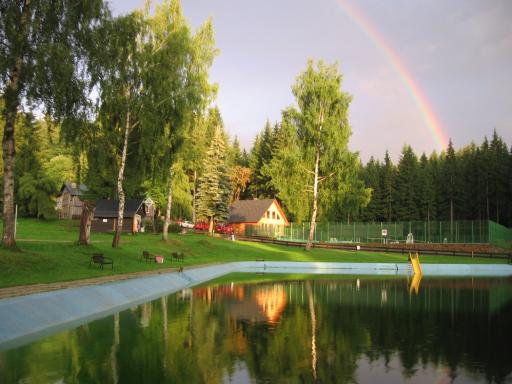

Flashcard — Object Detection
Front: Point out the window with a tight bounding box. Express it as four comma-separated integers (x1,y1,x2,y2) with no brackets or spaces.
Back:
277,214,280,220
272,211,276,219
266,210,270,218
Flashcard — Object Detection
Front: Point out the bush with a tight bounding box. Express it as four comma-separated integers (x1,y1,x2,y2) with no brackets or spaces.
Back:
153,219,181,233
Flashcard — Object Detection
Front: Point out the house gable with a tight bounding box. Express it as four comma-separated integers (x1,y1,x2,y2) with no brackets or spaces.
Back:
228,199,288,225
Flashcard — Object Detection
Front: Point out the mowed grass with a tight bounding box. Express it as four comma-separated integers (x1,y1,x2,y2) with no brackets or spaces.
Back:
0,219,507,288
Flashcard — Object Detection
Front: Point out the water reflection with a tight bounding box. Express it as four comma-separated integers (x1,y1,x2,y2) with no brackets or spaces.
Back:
0,275,511,383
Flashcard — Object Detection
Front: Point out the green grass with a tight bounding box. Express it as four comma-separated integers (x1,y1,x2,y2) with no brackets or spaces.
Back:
0,219,508,288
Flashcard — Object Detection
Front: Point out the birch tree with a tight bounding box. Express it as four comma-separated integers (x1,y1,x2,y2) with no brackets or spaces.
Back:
0,0,108,247
96,13,145,248
290,60,362,250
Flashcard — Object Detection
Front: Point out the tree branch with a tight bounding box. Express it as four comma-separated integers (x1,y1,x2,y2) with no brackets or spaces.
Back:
318,172,335,183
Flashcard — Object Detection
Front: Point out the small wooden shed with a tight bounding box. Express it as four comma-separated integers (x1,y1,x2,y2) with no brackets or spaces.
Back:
228,199,289,234
56,182,88,219
92,199,154,233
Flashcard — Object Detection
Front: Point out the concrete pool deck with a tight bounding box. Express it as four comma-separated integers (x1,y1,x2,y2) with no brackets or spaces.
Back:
1,261,511,351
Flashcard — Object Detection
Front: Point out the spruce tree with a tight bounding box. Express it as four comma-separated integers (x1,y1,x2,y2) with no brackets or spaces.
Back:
394,145,419,221
380,151,395,222
361,157,381,222
196,125,230,233
418,153,435,231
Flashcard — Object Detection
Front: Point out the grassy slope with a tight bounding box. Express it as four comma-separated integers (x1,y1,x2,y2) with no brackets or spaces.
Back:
0,219,507,288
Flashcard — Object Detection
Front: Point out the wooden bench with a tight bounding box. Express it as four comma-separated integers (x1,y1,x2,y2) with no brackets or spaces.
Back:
89,253,113,270
141,250,157,263
172,251,184,262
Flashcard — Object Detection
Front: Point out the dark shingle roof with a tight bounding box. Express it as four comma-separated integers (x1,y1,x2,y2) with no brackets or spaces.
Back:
61,181,88,196
94,199,144,218
228,199,275,223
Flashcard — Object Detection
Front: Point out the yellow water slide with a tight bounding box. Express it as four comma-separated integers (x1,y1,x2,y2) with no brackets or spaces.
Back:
408,252,423,294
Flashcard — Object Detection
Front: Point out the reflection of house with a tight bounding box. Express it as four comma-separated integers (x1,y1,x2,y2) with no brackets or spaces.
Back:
194,284,287,324
253,285,287,323
92,198,154,233
56,182,88,219
228,199,289,234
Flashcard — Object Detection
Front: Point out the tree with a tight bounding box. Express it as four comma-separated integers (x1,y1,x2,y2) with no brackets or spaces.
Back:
361,157,381,222
14,113,57,218
489,130,509,224
417,153,435,224
439,140,458,240
288,60,361,250
196,124,231,233
394,145,419,221
0,0,108,247
265,110,311,222
230,166,251,203
380,151,395,222
249,120,275,198
96,12,145,248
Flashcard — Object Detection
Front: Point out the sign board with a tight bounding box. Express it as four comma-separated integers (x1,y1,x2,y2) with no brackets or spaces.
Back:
381,229,388,237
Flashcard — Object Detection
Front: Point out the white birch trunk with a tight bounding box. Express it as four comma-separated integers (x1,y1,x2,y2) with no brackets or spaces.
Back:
192,169,197,224
306,150,320,251
162,169,173,241
112,105,130,248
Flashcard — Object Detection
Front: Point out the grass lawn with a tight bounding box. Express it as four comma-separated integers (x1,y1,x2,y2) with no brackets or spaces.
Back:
0,219,508,288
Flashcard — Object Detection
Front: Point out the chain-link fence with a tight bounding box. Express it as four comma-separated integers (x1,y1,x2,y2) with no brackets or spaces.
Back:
244,220,512,248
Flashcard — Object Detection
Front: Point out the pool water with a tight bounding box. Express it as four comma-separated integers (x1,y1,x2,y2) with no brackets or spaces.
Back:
1,275,511,383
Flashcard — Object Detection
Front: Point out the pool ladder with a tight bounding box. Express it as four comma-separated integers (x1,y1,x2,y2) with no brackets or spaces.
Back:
408,252,423,294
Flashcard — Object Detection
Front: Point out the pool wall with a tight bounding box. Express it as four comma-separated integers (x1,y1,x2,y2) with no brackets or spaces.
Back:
1,261,511,350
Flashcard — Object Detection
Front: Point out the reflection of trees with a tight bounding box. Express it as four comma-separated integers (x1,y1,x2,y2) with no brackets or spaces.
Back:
1,277,511,383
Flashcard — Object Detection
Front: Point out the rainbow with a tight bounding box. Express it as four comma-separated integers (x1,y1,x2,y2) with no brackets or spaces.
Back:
338,0,448,150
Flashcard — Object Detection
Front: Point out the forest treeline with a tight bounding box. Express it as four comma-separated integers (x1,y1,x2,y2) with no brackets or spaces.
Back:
1,1,511,249
243,124,512,227
5,108,511,227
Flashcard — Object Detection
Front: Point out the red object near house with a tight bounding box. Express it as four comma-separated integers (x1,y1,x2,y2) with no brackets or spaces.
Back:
194,222,209,231
215,223,234,234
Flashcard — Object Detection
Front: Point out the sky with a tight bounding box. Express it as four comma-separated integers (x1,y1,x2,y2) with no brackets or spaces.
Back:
108,0,512,162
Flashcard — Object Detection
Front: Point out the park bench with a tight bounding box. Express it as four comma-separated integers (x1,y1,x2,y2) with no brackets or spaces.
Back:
89,253,113,270
141,250,157,263
172,251,184,263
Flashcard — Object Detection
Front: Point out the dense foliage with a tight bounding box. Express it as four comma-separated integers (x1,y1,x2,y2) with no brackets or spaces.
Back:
358,132,512,227
1,1,511,250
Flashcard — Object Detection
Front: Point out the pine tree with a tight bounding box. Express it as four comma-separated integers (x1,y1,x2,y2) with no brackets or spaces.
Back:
14,113,57,219
439,140,458,240
418,153,435,223
489,131,509,224
361,157,381,222
196,125,231,233
380,151,395,222
394,145,419,221
249,120,275,198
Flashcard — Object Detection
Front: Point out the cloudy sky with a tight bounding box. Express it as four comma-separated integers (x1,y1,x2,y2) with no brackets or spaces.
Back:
109,0,512,162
